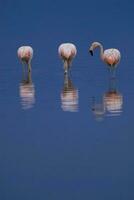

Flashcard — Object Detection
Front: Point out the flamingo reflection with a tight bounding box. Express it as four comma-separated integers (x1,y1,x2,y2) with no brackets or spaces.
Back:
91,77,123,119
61,74,79,112
19,71,35,110
91,96,105,121
103,78,123,116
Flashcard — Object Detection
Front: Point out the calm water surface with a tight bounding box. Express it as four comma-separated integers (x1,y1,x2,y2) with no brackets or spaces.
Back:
0,0,133,199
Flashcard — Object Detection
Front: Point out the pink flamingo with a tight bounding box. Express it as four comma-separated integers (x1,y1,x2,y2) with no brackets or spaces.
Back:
89,42,121,71
58,43,77,73
17,46,33,72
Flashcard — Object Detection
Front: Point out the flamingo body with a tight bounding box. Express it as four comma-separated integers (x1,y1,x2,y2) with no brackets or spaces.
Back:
103,49,121,67
58,43,77,73
17,46,33,64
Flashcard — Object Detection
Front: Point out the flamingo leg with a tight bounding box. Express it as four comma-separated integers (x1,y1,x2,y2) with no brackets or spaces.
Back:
28,63,31,72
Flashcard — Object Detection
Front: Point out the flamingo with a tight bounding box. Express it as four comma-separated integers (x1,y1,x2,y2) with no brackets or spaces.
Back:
89,42,121,71
17,46,33,72
58,43,77,73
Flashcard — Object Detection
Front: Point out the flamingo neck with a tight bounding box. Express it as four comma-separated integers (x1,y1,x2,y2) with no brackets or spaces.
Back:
99,44,104,58
95,43,104,59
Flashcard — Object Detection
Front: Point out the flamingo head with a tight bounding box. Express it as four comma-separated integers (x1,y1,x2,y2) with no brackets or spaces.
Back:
89,42,102,56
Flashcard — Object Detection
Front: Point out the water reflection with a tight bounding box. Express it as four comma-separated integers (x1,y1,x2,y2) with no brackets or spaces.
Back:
19,70,35,110
91,77,123,120
61,74,79,112
91,97,105,121
104,78,123,116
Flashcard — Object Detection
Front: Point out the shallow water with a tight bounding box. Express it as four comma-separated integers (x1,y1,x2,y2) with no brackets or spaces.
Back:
0,0,133,199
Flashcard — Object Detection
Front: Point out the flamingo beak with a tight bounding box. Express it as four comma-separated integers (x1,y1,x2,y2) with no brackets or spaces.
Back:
89,50,93,56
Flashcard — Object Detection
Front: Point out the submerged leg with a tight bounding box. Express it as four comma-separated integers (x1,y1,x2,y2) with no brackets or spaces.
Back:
109,75,117,91
109,66,116,79
27,71,32,83
112,68,116,78
63,60,69,74
28,63,32,72
22,62,27,80
64,73,69,87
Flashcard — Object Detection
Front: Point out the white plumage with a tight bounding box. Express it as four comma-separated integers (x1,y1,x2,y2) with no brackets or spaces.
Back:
58,43,77,73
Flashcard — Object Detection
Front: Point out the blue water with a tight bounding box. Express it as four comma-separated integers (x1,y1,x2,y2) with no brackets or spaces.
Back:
0,0,132,199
